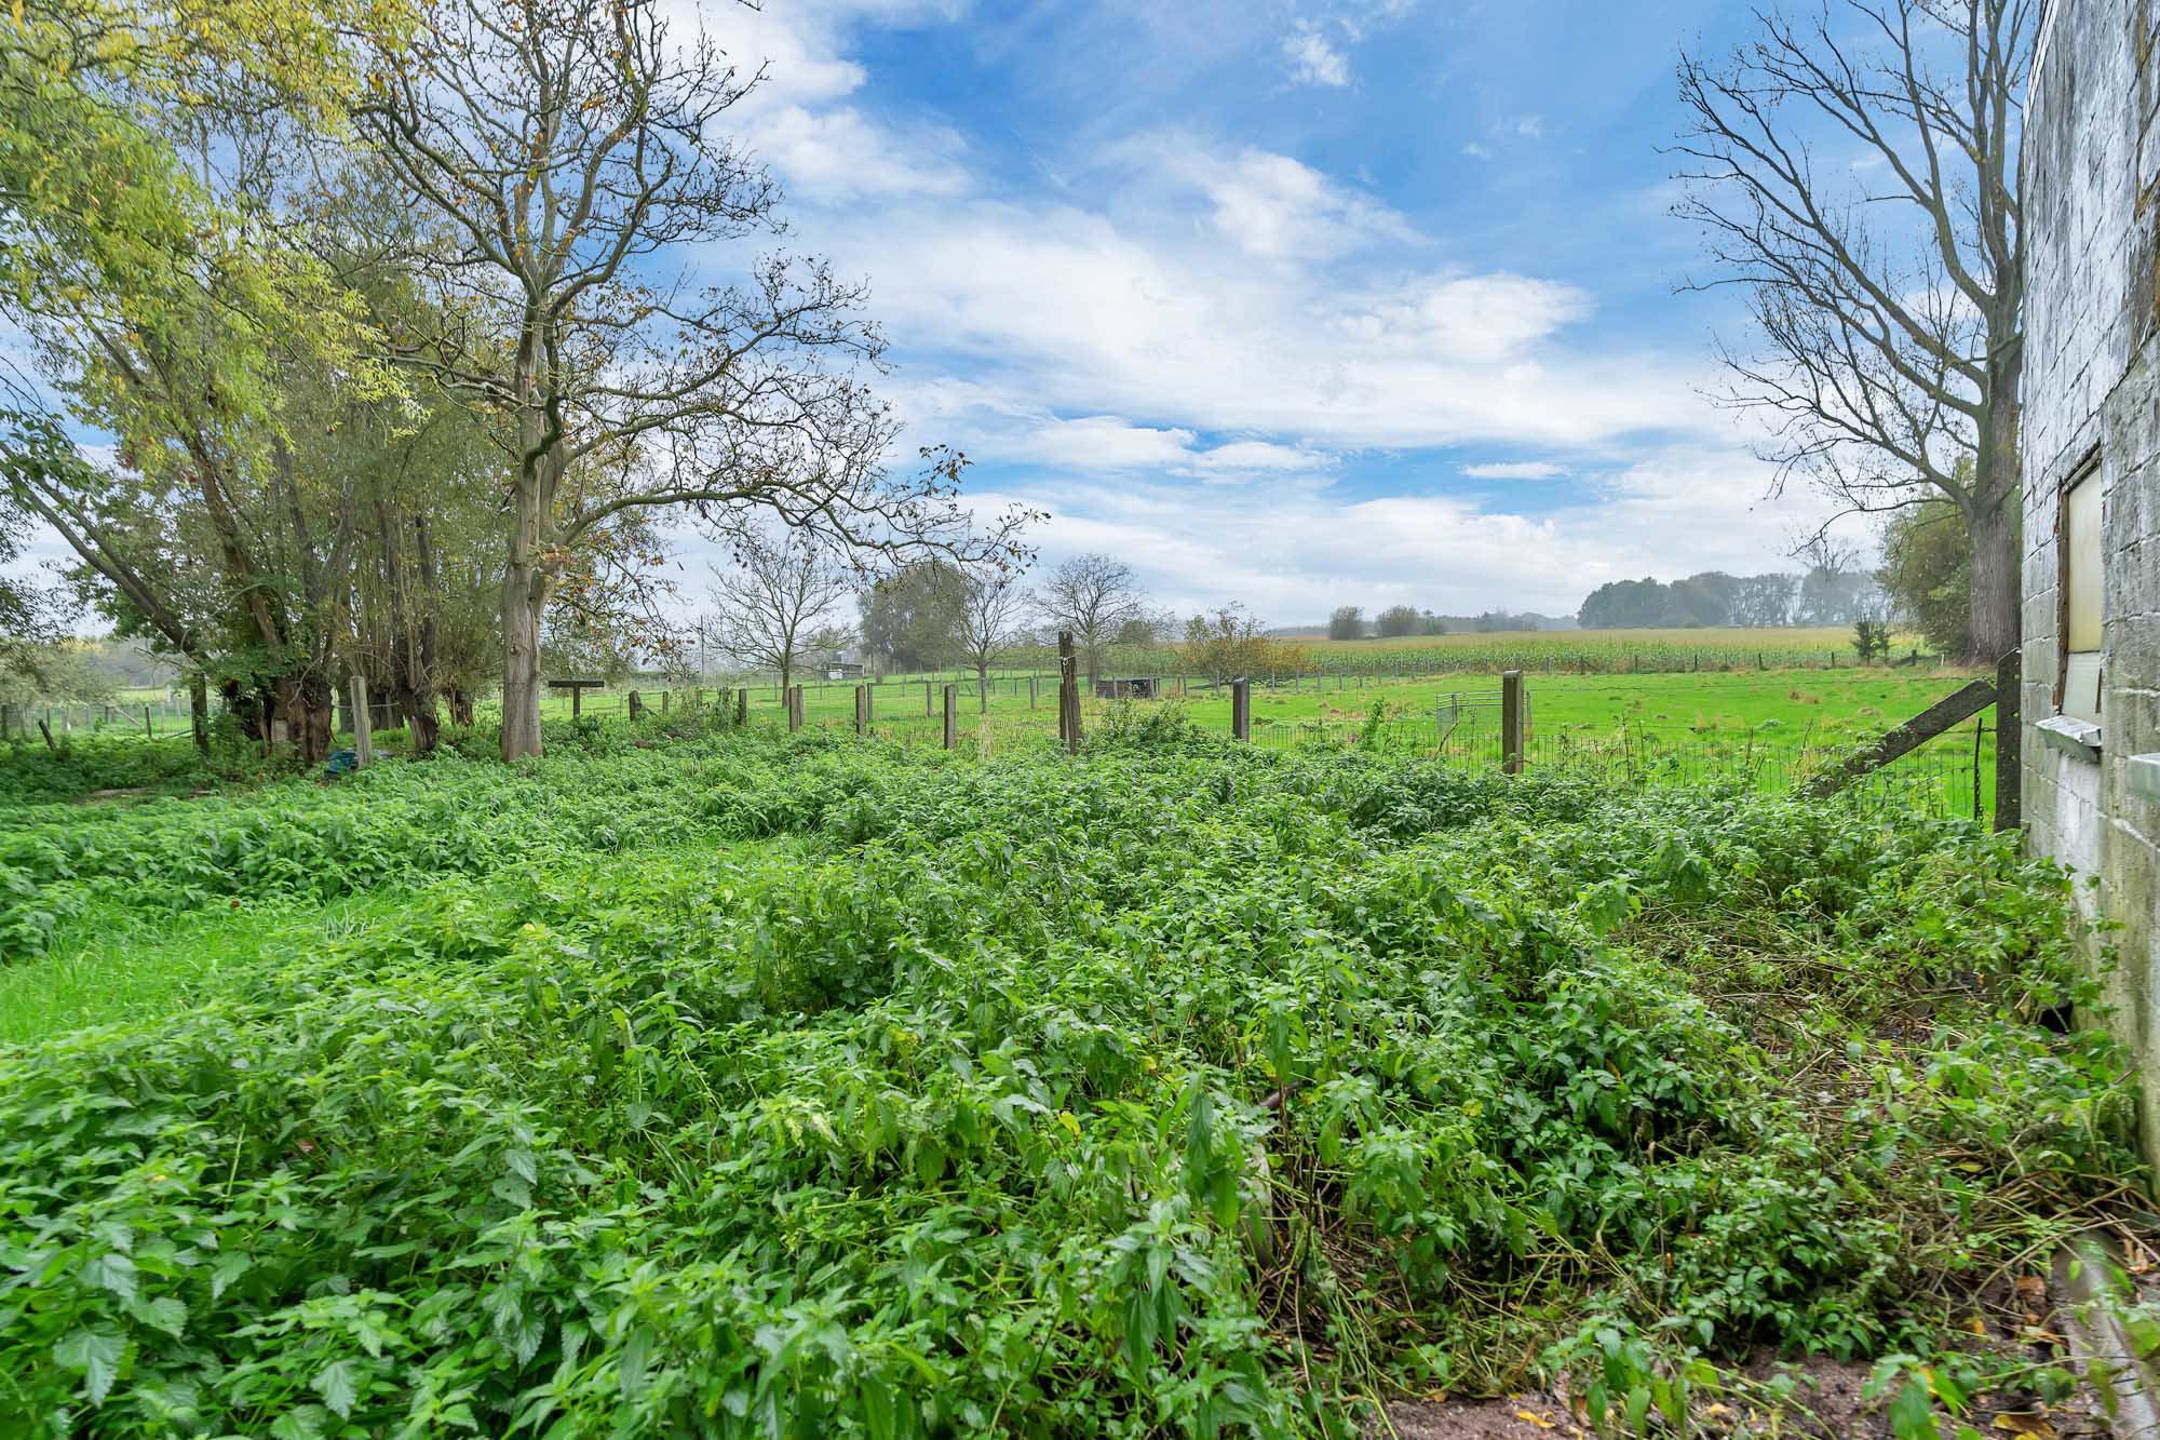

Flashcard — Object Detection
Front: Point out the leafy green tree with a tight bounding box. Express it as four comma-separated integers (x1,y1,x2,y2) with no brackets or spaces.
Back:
860,562,966,673
1374,605,1421,638
1878,500,1971,658
1328,606,1365,641
0,2,405,758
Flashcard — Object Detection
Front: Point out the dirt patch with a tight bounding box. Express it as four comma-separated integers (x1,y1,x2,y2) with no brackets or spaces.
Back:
1374,1396,1584,1439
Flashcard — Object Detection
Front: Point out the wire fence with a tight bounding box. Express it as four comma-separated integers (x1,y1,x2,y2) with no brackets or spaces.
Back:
4,671,2001,820
1242,706,1995,819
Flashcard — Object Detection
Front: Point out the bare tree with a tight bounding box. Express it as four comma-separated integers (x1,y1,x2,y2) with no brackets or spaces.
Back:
360,0,1017,759
953,569,1029,711
1034,553,1147,686
1675,0,2032,661
706,528,852,697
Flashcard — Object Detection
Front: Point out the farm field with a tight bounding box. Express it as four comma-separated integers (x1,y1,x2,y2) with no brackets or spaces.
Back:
727,666,2001,815
0,720,2143,1436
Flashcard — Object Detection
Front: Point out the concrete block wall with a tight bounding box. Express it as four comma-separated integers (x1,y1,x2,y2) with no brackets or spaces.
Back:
2023,0,2160,1160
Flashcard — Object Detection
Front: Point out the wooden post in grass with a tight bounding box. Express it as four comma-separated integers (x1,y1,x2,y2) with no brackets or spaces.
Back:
1232,678,1251,741
925,679,934,717
1029,675,1037,709
942,684,957,749
787,686,802,732
1995,647,2022,833
1062,657,1082,754
735,689,747,727
1057,631,1078,749
1501,670,1524,776
628,690,643,720
350,674,373,767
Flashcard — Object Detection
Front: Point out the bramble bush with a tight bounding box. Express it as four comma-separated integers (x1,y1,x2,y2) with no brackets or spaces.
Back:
0,729,2142,1436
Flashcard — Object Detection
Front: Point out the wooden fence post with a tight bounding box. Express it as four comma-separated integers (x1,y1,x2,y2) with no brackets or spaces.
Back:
735,689,748,727
628,690,643,720
1995,647,2022,833
942,684,957,750
1231,678,1251,741
350,674,373,767
787,686,802,732
925,679,934,718
1058,631,1081,751
1029,675,1037,710
1501,670,1524,776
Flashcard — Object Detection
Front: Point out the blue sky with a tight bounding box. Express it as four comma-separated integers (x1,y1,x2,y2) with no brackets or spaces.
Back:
8,0,1845,629
672,0,1852,624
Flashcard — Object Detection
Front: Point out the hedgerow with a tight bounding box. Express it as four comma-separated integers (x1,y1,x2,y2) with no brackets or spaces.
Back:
0,734,2142,1436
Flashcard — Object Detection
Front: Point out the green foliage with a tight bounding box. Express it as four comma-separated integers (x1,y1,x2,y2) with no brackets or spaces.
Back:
1879,499,1974,659
0,732,2142,1436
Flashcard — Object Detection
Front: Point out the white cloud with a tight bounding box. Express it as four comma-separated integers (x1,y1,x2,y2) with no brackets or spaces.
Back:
746,105,969,202
942,435,1830,622
1462,461,1567,480
1151,143,1413,260
1019,416,1198,469
1282,21,1351,87
971,414,1335,483
643,0,1843,619
1461,141,1494,160
666,0,974,202
816,183,1684,457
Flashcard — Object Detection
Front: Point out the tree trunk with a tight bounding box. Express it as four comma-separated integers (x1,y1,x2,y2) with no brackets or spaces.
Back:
978,663,988,712
407,511,443,757
300,673,334,762
501,564,545,761
1967,490,2021,665
1967,337,2023,665
447,688,475,727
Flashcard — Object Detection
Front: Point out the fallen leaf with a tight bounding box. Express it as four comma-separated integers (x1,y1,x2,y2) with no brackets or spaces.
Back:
1514,1409,1558,1430
1991,1414,2058,1438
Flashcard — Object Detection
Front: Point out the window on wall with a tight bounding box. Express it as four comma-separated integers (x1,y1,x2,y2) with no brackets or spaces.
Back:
2060,463,2104,724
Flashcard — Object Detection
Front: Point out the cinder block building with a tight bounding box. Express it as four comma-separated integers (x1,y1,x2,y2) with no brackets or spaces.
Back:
2022,0,2160,1155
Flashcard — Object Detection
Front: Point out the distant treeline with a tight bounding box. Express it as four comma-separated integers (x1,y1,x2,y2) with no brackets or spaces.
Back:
1296,608,1574,640
1578,569,1877,630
